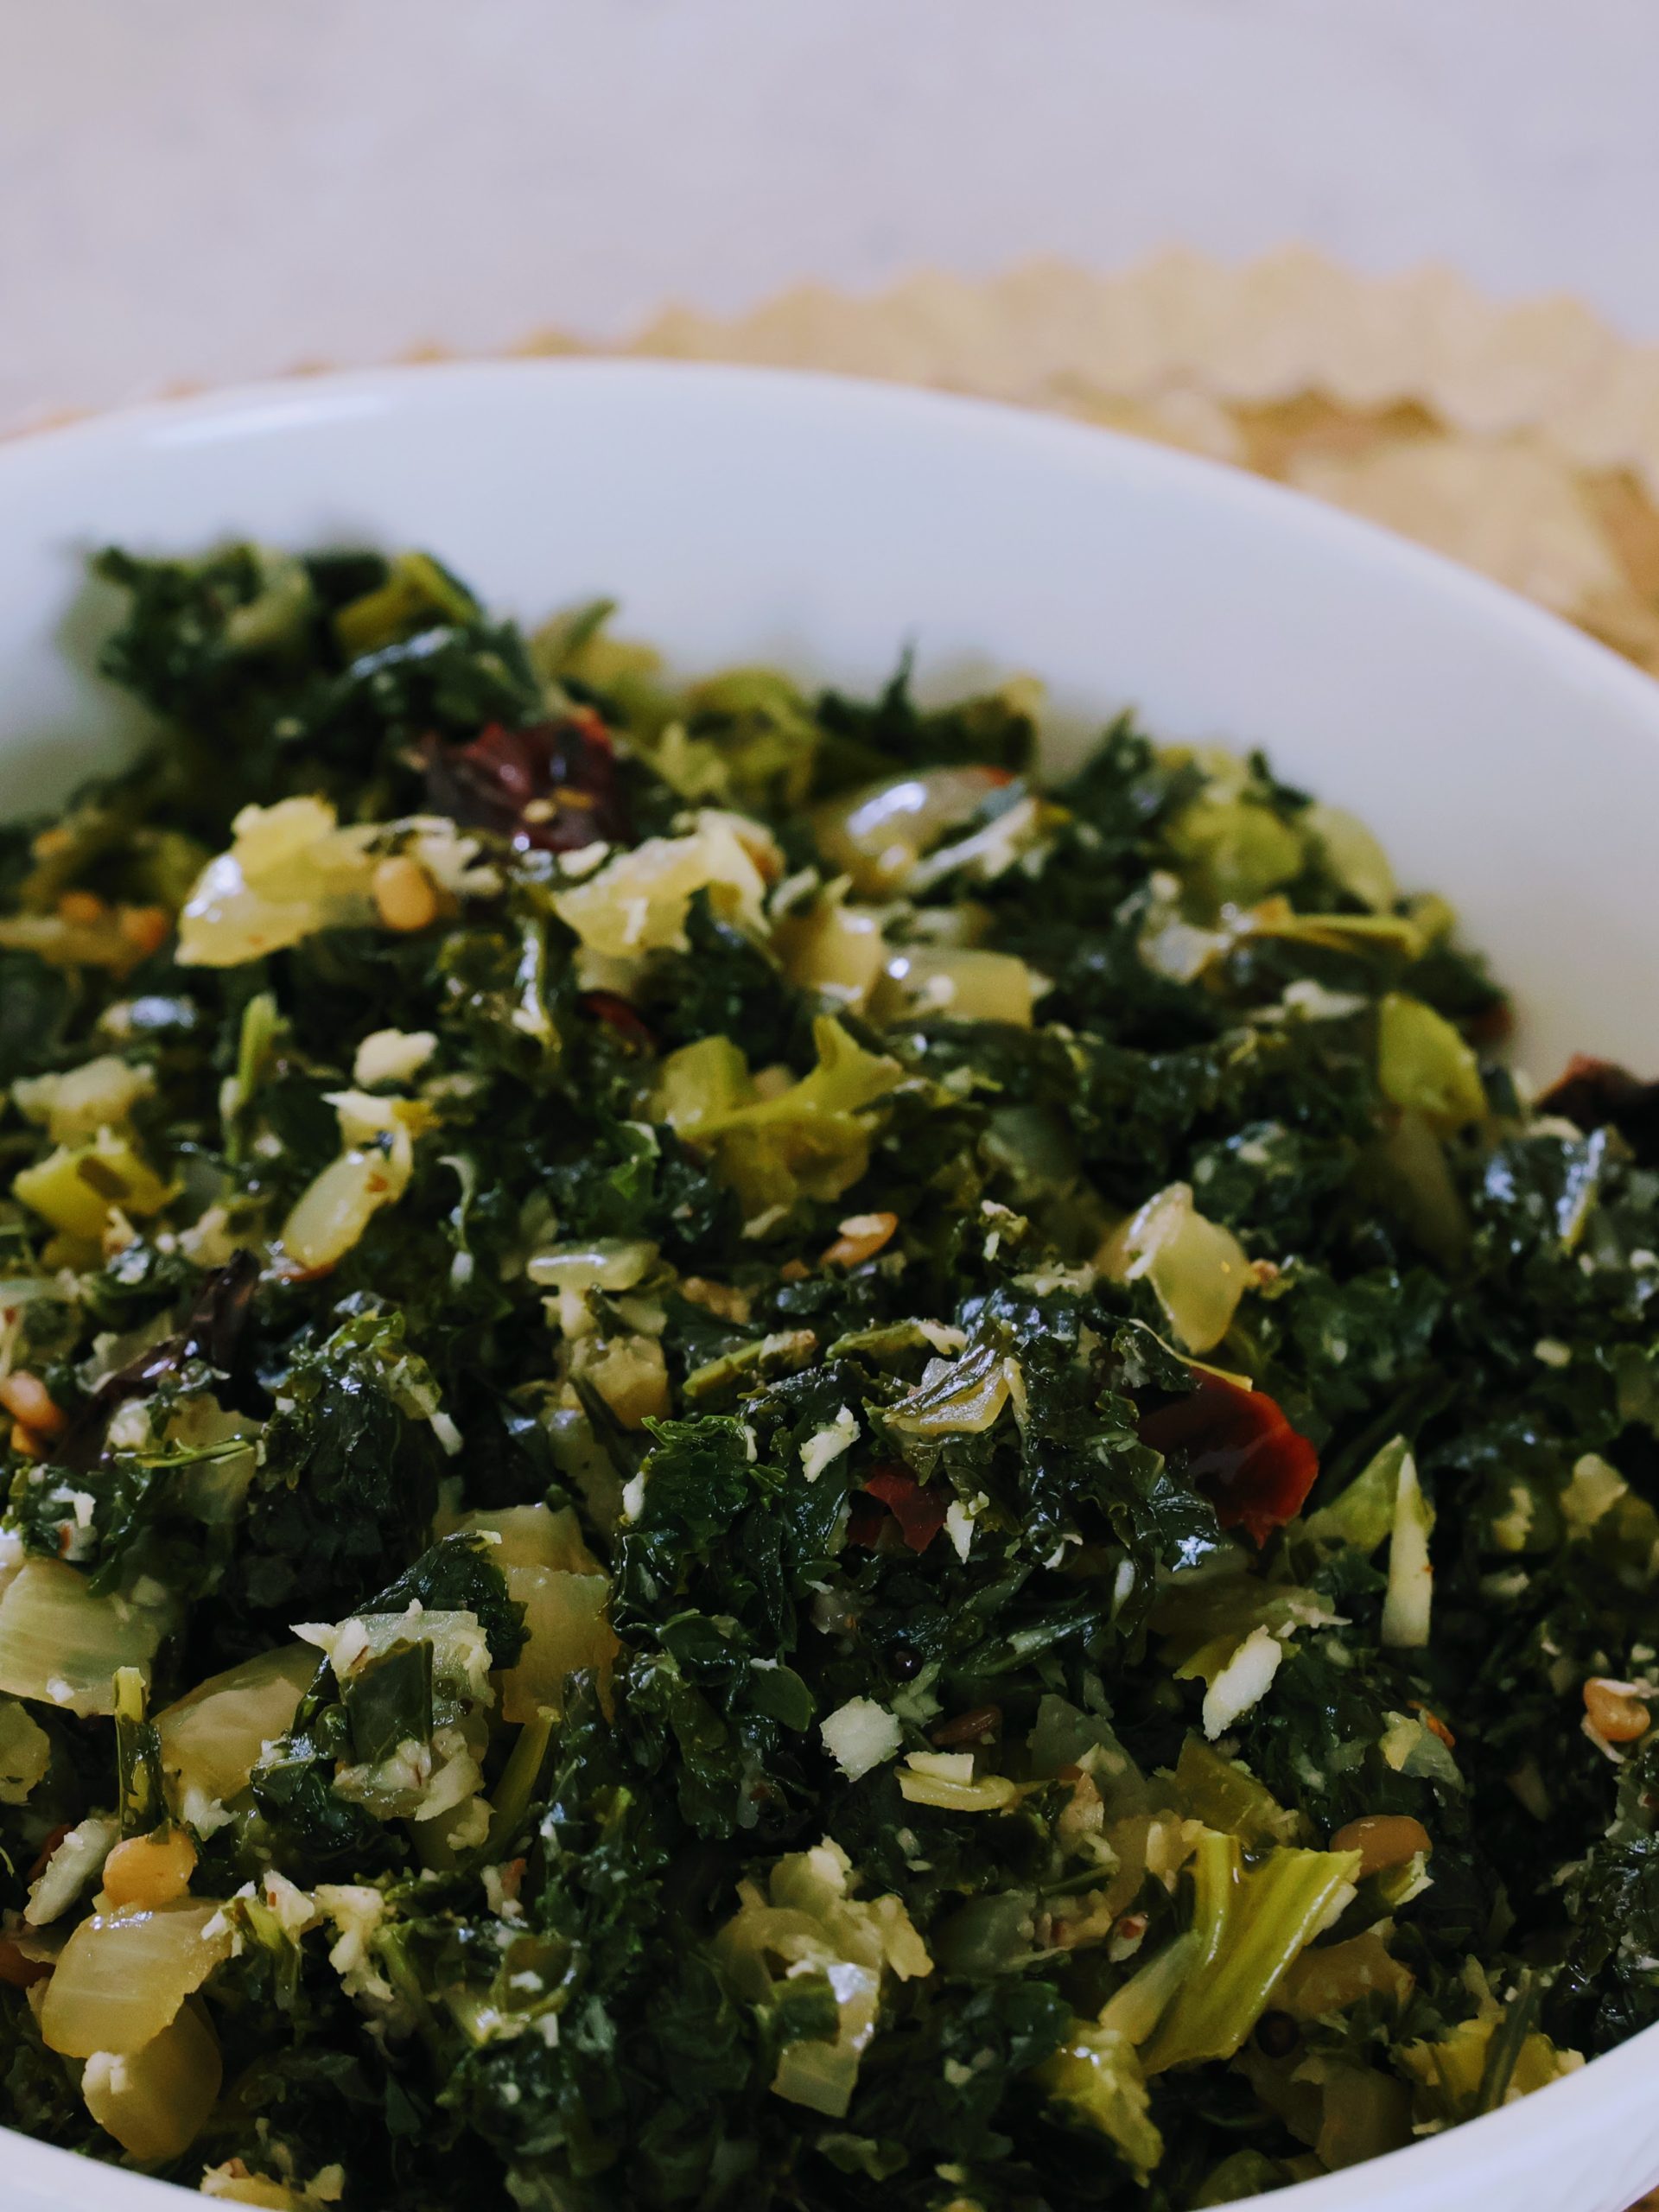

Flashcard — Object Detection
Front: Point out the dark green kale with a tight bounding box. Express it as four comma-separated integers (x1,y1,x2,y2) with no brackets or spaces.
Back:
5,541,1656,2212
95,543,541,823
221,1301,448,1651
0,951,77,1080
364,1533,529,1672
810,657,1037,796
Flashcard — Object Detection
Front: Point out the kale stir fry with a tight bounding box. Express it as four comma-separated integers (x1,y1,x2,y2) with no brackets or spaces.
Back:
3,544,1659,2212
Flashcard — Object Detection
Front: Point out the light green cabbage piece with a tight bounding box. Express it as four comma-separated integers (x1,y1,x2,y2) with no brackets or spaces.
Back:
715,1838,931,2119
1377,992,1486,1130
1137,1828,1361,2075
652,1014,901,1224
1034,2019,1164,2181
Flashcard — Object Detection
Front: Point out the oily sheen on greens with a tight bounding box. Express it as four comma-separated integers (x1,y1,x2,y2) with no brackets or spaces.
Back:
1,542,1657,2212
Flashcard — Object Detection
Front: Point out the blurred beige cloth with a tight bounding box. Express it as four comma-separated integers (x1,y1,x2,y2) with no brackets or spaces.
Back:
509,251,1659,683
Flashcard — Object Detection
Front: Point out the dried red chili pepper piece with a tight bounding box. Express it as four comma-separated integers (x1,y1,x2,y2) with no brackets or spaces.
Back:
1536,1052,1659,1163
578,992,658,1053
859,1465,949,1554
845,1495,891,1550
421,709,630,853
1464,997,1514,1048
25,1824,71,1886
0,1943,48,1991
1139,1371,1318,1548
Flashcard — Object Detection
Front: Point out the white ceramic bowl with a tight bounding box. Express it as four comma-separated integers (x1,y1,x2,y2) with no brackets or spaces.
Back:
3,361,1659,2212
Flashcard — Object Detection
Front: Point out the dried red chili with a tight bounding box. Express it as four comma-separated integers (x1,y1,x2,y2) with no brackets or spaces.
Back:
1139,1370,1319,1547
578,992,658,1052
421,709,630,854
857,1465,949,1554
0,1944,48,1991
24,1825,70,1886
844,1495,891,1550
1536,1052,1659,1163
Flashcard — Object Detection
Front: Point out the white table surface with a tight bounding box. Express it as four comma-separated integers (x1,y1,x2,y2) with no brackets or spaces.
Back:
3,0,1658,433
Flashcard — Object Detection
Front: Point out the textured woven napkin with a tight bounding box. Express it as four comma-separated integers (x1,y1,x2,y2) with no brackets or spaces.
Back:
506,250,1659,683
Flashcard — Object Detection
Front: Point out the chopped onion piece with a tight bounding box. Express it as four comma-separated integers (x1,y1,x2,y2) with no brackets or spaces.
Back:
12,1129,173,1240
552,815,769,957
0,1694,51,1804
451,1504,601,1574
26,1814,118,1926
278,1090,435,1272
820,1696,903,1783
177,797,378,967
81,1999,222,2160
156,1644,317,1810
13,1056,155,1144
811,767,1011,894
499,1568,618,1724
0,1560,171,1717
1201,1624,1283,1738
1381,1451,1434,1649
872,947,1033,1027
41,1900,234,2056
774,893,887,1009
1098,1183,1253,1355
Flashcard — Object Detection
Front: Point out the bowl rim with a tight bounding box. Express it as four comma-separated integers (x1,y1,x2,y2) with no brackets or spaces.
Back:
5,353,1659,736
2,354,1657,2212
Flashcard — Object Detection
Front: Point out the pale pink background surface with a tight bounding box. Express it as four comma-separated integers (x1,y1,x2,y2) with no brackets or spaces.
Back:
4,0,1659,431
